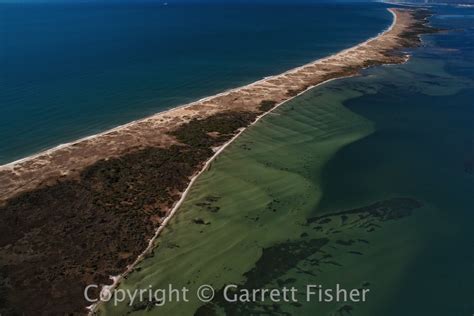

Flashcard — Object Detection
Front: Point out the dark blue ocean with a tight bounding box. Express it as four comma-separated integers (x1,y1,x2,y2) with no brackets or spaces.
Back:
0,2,392,163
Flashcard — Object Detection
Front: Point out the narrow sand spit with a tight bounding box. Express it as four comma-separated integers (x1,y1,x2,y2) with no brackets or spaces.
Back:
0,8,436,315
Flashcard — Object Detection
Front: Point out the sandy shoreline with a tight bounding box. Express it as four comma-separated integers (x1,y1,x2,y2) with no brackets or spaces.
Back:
0,10,397,170
0,8,437,315
0,8,411,204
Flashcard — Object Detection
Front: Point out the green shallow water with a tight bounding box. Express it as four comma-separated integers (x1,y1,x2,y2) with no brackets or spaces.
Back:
100,8,474,316
100,77,377,315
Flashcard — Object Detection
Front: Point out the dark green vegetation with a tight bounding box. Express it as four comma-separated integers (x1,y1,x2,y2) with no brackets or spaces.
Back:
195,198,421,316
258,100,278,112
0,109,263,314
0,79,299,315
306,198,422,225
171,112,258,148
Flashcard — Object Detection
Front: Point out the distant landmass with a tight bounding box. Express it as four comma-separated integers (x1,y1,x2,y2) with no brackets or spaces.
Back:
384,0,474,4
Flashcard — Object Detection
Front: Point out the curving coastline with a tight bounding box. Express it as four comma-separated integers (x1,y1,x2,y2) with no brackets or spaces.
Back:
0,8,431,204
0,8,436,315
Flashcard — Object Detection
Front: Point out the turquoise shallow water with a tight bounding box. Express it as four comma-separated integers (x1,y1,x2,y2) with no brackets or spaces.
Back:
100,5,473,316
0,2,392,164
